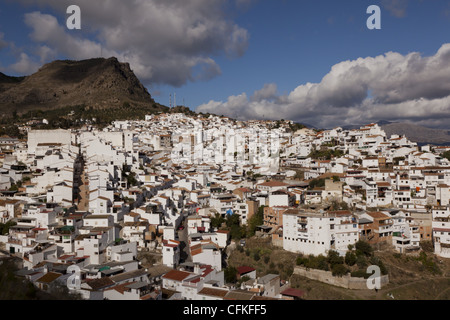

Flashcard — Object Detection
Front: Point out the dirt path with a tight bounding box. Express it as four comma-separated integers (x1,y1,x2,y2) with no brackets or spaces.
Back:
434,285,450,300
338,276,450,300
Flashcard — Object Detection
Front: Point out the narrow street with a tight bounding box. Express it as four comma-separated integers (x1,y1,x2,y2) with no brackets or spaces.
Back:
178,219,191,263
74,152,89,211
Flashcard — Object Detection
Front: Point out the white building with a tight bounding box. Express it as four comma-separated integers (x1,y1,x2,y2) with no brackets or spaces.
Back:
162,239,181,268
432,207,450,258
283,209,359,256
191,243,222,271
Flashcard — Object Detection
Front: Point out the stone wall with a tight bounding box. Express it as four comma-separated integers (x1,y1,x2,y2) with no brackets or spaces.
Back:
293,266,389,290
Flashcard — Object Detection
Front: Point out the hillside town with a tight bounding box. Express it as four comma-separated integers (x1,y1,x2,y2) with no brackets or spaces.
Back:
0,112,449,300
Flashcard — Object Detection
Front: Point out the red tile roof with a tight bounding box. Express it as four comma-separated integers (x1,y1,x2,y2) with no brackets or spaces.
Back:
257,181,289,187
281,287,305,298
237,266,256,275
162,269,191,282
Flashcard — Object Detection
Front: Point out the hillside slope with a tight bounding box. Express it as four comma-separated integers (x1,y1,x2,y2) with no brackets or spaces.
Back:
0,57,166,114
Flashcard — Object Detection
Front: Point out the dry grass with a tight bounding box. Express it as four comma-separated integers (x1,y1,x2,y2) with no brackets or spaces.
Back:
227,237,298,280
227,238,450,300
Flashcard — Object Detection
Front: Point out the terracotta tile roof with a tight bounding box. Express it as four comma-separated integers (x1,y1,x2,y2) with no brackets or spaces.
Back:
36,272,62,283
281,287,305,298
105,281,136,294
162,269,191,282
257,181,289,187
433,228,450,233
366,211,390,220
237,266,255,275
198,287,229,298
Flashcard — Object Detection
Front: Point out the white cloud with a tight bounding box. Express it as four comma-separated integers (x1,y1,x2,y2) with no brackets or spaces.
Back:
9,52,40,74
35,45,57,63
197,43,450,129
15,0,249,87
251,83,278,102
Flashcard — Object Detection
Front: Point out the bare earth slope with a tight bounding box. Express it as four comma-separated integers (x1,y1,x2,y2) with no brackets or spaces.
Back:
0,57,162,114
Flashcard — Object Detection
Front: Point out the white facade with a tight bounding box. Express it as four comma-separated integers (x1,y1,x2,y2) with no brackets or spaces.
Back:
283,210,358,256
432,208,450,258
27,129,72,155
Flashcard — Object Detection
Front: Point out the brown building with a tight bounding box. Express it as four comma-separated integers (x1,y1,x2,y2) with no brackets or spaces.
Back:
263,206,289,231
233,187,253,201
246,199,258,223
359,211,393,245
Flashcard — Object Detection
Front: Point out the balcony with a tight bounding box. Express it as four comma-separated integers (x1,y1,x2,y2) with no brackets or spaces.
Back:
7,238,22,245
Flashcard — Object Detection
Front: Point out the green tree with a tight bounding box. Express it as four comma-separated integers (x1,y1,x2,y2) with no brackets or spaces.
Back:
356,255,368,269
441,151,450,161
253,251,261,261
230,224,246,240
327,250,344,266
247,206,265,237
316,255,329,271
226,213,241,228
331,264,349,277
308,178,325,189
126,172,138,187
355,240,373,257
224,266,237,284
0,220,17,235
211,213,225,229
345,251,357,266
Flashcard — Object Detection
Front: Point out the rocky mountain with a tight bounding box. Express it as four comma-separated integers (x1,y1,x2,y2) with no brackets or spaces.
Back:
380,122,450,146
0,57,167,115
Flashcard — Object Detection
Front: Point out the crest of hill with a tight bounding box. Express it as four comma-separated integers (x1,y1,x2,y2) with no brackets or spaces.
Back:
0,57,168,114
381,122,450,146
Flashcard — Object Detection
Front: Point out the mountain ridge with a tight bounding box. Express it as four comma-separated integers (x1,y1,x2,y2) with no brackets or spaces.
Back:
0,57,166,115
341,121,450,146
380,122,450,146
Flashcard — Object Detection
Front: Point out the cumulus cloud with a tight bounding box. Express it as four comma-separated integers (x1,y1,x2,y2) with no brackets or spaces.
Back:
196,43,450,129
9,52,40,74
251,83,278,102
14,0,249,87
24,11,107,60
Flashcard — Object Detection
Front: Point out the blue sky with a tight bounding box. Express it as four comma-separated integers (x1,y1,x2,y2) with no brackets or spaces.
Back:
1,0,450,128
191,0,450,107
